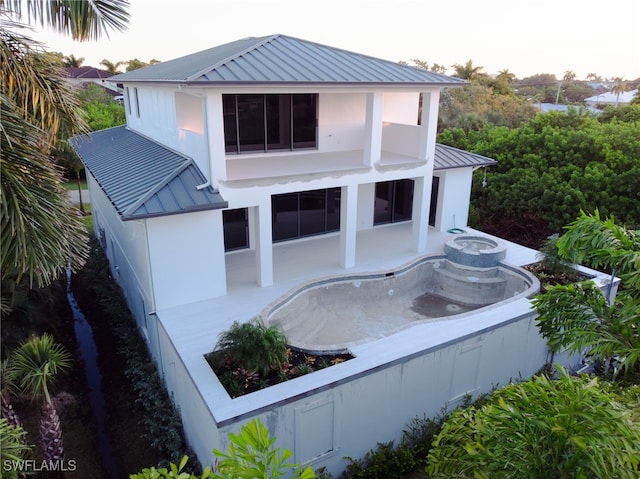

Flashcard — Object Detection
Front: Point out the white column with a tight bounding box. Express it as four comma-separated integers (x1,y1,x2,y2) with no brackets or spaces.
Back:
411,177,430,253
363,92,384,165
340,184,358,269
205,92,227,181
255,203,273,287
419,89,440,161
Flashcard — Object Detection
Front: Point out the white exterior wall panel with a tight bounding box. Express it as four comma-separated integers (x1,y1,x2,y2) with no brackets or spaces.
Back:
146,210,226,310
86,175,154,321
436,168,474,232
318,93,367,152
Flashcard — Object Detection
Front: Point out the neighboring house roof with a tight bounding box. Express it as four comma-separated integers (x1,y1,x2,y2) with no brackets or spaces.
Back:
433,144,496,170
534,103,601,115
64,66,113,79
584,89,638,104
110,34,466,87
69,126,228,221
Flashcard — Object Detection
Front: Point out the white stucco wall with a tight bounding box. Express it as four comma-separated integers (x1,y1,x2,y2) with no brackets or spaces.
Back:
317,92,367,152
381,92,420,124
86,175,154,321
146,210,227,310
433,168,474,232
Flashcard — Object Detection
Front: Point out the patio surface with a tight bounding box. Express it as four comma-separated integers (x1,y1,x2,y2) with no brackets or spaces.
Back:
158,223,540,355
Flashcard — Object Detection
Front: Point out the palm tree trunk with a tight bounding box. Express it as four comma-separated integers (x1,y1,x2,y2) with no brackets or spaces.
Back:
1,394,22,427
40,399,65,478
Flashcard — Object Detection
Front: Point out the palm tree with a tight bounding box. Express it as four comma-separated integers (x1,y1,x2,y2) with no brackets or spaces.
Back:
533,210,640,377
100,58,124,74
62,53,84,67
562,70,576,82
496,69,516,84
611,77,630,106
0,1,130,293
12,334,72,468
451,59,484,81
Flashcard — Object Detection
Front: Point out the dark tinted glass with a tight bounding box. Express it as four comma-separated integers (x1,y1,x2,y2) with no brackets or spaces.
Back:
223,208,249,251
223,95,238,153
237,95,265,152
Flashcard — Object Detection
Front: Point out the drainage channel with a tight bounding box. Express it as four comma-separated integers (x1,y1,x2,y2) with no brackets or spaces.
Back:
66,268,119,478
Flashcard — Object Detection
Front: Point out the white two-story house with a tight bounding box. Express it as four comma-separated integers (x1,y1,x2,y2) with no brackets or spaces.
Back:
71,35,600,475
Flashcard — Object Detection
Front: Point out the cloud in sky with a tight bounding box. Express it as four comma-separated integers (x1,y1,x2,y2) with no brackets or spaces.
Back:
28,0,640,80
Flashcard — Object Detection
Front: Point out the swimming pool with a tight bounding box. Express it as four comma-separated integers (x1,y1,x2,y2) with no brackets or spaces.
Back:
264,255,539,352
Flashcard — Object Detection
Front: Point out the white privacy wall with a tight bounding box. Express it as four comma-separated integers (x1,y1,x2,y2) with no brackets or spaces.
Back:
161,300,568,478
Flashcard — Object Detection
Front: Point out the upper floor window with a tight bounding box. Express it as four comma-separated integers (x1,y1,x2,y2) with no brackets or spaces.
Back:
223,94,317,153
133,87,140,118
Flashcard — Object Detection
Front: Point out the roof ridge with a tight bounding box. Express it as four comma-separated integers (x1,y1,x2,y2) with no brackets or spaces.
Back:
276,34,463,83
121,158,194,218
186,34,280,82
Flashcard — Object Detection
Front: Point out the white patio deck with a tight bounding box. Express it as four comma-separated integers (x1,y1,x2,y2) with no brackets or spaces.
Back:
157,223,540,365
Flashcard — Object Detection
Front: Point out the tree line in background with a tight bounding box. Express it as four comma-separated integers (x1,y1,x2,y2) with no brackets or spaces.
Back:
56,52,160,73
439,105,640,247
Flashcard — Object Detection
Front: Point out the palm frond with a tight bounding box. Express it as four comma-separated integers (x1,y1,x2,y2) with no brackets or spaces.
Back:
557,209,640,293
0,21,88,145
10,334,72,403
3,0,130,41
1,93,89,287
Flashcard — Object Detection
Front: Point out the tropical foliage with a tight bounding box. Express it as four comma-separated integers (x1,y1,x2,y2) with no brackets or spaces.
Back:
212,318,290,377
77,82,126,131
426,367,640,479
439,107,640,244
533,211,640,378
130,418,315,479
12,334,72,463
0,0,130,294
0,419,33,479
0,23,89,290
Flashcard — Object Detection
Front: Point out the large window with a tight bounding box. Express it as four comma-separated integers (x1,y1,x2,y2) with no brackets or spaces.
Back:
374,179,414,225
223,94,317,153
272,188,341,242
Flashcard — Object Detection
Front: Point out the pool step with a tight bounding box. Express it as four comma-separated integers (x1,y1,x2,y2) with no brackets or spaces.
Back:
432,265,507,305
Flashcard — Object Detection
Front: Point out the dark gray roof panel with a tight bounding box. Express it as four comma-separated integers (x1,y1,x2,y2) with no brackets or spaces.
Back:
434,144,497,170
112,34,466,87
69,126,227,220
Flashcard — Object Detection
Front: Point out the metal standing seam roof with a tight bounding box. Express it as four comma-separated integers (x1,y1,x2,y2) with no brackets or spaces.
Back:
434,143,496,170
69,126,228,221
110,34,467,87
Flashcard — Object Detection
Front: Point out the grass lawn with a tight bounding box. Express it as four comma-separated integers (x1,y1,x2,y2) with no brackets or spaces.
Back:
63,179,88,190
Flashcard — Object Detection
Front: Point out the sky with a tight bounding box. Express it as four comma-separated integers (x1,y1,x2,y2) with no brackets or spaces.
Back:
27,0,640,80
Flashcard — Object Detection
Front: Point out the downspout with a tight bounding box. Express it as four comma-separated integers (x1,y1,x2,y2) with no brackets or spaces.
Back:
143,220,164,377
196,180,210,190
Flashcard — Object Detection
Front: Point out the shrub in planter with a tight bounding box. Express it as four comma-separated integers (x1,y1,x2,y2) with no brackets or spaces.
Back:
206,318,354,398
210,318,289,377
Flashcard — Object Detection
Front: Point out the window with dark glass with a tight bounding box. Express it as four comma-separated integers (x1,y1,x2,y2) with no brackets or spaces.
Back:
224,94,317,153
223,208,249,251
429,176,439,227
374,179,414,225
272,188,340,242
